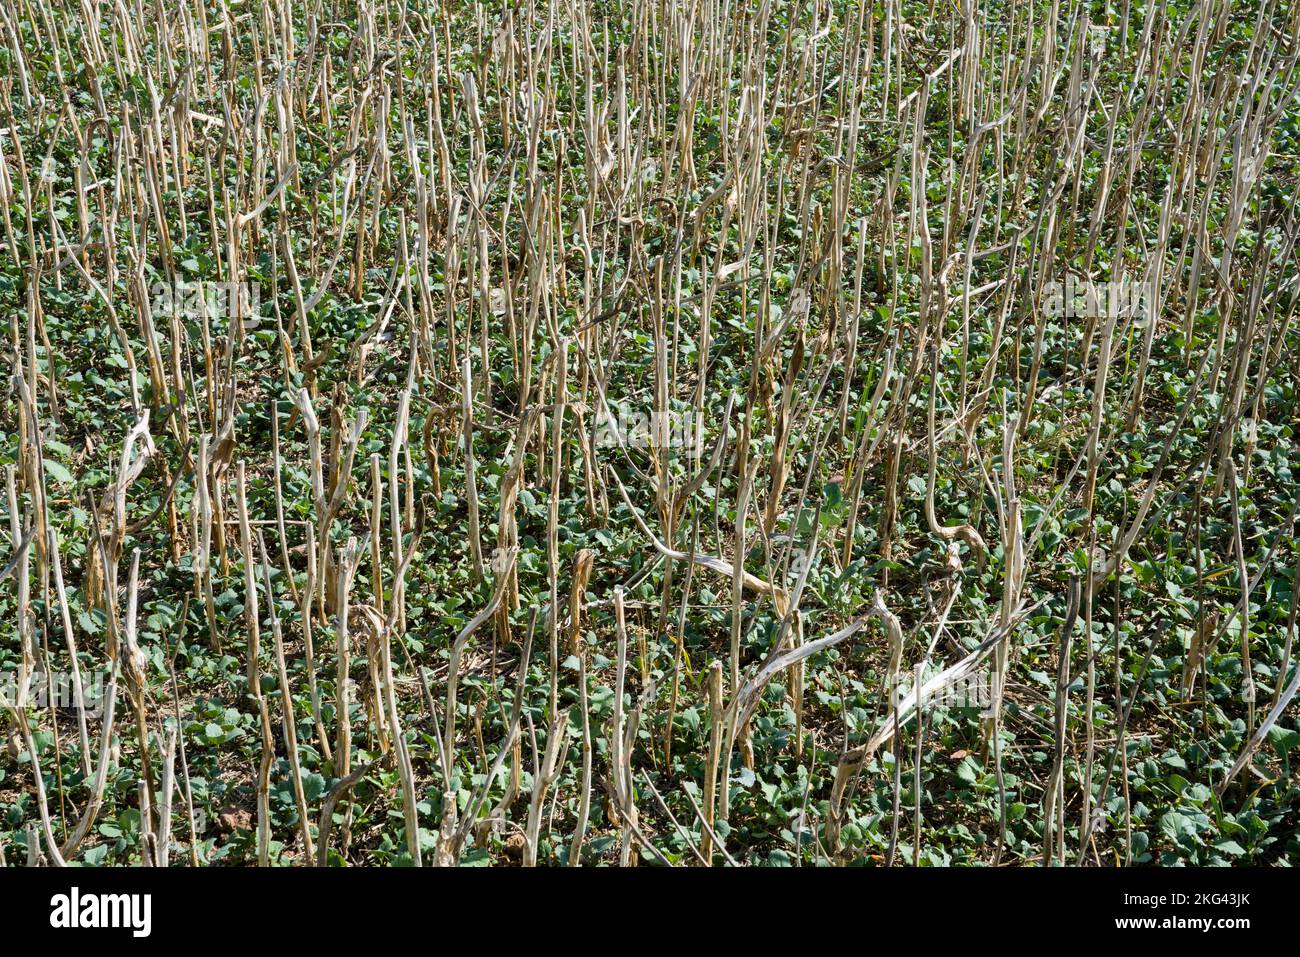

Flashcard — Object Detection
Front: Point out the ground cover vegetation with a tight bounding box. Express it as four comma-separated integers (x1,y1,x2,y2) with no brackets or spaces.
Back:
2,0,1300,867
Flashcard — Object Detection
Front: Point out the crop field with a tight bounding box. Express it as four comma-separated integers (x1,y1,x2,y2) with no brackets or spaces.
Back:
1,0,1299,869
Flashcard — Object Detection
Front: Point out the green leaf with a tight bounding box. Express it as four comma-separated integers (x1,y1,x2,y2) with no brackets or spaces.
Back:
955,757,980,786
1266,726,1300,756
43,458,74,485
1159,810,1198,845
83,844,110,865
